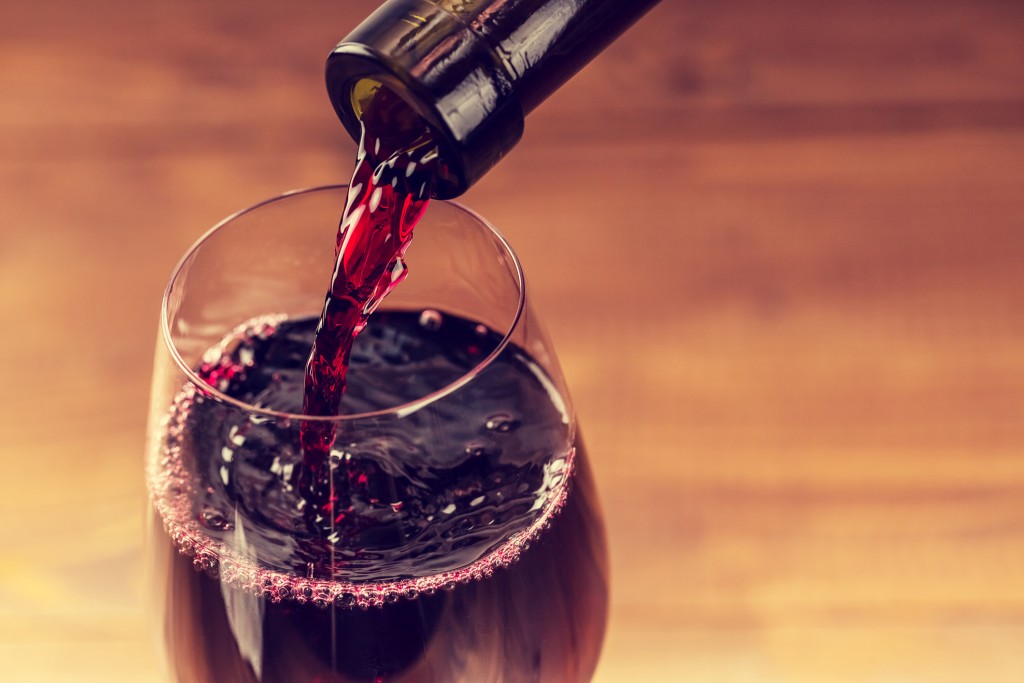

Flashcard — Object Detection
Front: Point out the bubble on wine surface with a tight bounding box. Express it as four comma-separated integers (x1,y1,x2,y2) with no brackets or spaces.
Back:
418,309,443,331
485,412,520,433
199,506,233,531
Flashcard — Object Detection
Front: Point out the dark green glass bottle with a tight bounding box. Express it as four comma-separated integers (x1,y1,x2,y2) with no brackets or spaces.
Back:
326,0,661,198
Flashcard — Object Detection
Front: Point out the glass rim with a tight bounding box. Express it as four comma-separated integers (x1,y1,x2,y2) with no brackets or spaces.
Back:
161,184,526,422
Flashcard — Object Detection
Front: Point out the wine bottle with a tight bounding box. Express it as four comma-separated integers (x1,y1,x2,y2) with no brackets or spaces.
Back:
326,0,661,198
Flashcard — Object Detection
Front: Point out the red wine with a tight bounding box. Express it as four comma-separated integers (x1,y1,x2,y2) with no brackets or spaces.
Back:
150,313,608,681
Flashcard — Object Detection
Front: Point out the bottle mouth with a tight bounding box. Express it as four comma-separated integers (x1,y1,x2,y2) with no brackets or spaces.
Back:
342,75,463,195
161,185,526,423
325,11,524,199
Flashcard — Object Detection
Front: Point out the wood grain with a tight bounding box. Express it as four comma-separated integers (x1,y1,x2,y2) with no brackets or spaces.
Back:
1,1,1023,680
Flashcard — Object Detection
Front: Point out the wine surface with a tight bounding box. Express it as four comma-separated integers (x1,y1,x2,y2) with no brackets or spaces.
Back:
152,312,574,593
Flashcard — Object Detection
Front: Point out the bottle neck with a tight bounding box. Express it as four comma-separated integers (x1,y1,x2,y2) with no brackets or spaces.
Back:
326,0,661,198
467,0,662,115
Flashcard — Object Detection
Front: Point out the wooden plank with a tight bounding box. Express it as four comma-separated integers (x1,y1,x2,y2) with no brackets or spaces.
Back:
1,1,1022,680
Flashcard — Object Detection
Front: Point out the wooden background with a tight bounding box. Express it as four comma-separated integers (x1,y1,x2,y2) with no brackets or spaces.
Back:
2,0,1023,680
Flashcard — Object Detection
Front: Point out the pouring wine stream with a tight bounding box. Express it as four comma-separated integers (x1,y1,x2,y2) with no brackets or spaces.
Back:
299,86,439,529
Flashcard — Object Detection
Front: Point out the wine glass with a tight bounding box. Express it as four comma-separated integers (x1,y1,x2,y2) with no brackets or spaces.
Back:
144,186,609,682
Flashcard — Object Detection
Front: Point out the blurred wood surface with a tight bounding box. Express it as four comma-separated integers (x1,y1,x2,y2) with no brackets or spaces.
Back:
2,0,1024,680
